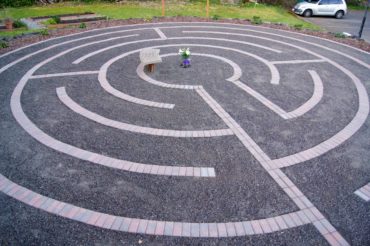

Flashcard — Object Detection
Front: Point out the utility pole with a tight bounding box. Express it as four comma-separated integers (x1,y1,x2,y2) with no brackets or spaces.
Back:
162,0,165,17
358,0,370,38
206,0,210,18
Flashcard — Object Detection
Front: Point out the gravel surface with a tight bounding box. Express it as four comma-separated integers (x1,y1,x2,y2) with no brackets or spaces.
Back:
0,21,369,245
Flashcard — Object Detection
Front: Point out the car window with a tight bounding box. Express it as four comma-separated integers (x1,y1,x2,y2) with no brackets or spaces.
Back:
319,0,330,4
329,0,342,4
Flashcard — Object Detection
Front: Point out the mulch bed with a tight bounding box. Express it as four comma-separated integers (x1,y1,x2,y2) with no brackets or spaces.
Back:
1,16,369,55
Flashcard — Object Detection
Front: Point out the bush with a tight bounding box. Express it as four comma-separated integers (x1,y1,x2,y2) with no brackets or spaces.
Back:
293,24,303,30
251,16,262,25
346,0,367,6
0,0,33,8
0,41,9,49
212,15,221,20
334,32,346,38
51,16,61,24
79,22,87,28
13,20,27,28
42,18,57,25
39,29,49,36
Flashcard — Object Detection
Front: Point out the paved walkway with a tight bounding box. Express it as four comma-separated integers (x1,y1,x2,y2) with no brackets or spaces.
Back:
0,22,369,245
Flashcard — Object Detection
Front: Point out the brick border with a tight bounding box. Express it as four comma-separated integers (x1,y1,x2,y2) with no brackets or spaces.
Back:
0,174,316,237
137,52,242,89
186,30,368,170
232,70,323,120
74,34,281,65
0,33,139,75
57,86,233,138
154,27,167,40
183,28,370,70
354,183,370,202
196,87,349,245
30,71,99,79
98,50,175,109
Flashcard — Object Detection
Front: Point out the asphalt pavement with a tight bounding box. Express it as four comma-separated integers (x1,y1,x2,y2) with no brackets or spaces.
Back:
302,10,370,42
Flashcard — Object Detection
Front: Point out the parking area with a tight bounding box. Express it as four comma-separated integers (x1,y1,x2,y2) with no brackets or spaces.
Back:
302,10,370,42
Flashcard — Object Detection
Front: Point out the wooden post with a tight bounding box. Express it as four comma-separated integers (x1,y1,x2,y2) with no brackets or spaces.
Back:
147,64,155,72
206,0,210,18
162,0,165,17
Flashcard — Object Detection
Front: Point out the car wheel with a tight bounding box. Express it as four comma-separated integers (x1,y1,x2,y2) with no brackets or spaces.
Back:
303,10,313,18
335,10,344,19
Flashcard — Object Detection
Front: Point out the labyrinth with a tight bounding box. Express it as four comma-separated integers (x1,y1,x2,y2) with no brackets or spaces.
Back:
0,22,369,245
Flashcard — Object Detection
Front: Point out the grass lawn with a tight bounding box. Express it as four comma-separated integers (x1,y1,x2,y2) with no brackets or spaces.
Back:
0,27,43,37
0,1,319,38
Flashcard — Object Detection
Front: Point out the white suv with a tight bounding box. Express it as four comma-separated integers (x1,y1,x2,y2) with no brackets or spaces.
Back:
293,0,347,19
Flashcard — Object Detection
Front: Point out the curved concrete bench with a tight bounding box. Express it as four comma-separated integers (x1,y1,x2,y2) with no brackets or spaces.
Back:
140,48,162,72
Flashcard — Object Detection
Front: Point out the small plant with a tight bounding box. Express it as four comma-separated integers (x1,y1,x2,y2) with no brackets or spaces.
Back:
212,15,220,20
293,24,303,30
51,16,61,24
179,48,191,59
334,32,346,38
39,29,49,36
251,16,262,25
79,22,87,29
13,19,26,28
0,41,9,49
178,48,191,68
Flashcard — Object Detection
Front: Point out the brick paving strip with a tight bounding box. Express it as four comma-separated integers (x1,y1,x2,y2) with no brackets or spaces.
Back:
233,69,324,120
1,24,369,245
195,87,349,245
137,52,242,89
182,28,370,70
74,35,282,65
354,183,370,202
56,86,233,138
0,173,321,237
139,52,324,120
182,30,369,170
30,71,99,79
154,28,168,40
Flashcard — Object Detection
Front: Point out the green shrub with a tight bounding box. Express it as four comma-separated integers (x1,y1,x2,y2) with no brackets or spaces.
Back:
0,0,33,8
251,16,262,25
293,24,303,30
79,22,87,29
42,18,57,25
13,20,27,29
212,15,221,20
39,29,49,36
0,41,9,49
51,16,61,24
334,32,346,38
346,0,367,6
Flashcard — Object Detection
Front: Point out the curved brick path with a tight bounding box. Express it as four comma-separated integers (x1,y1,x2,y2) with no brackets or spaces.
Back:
0,22,369,245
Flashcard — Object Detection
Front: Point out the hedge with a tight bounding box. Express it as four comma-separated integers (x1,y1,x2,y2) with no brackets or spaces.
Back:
1,0,34,8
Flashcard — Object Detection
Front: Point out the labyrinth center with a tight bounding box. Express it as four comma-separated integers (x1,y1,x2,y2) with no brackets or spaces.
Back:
0,23,369,245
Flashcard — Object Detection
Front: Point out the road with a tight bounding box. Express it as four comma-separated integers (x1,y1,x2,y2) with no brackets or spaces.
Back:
302,10,370,42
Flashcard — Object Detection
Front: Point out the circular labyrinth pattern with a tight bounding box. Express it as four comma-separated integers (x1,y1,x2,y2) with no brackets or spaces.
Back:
1,22,369,245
